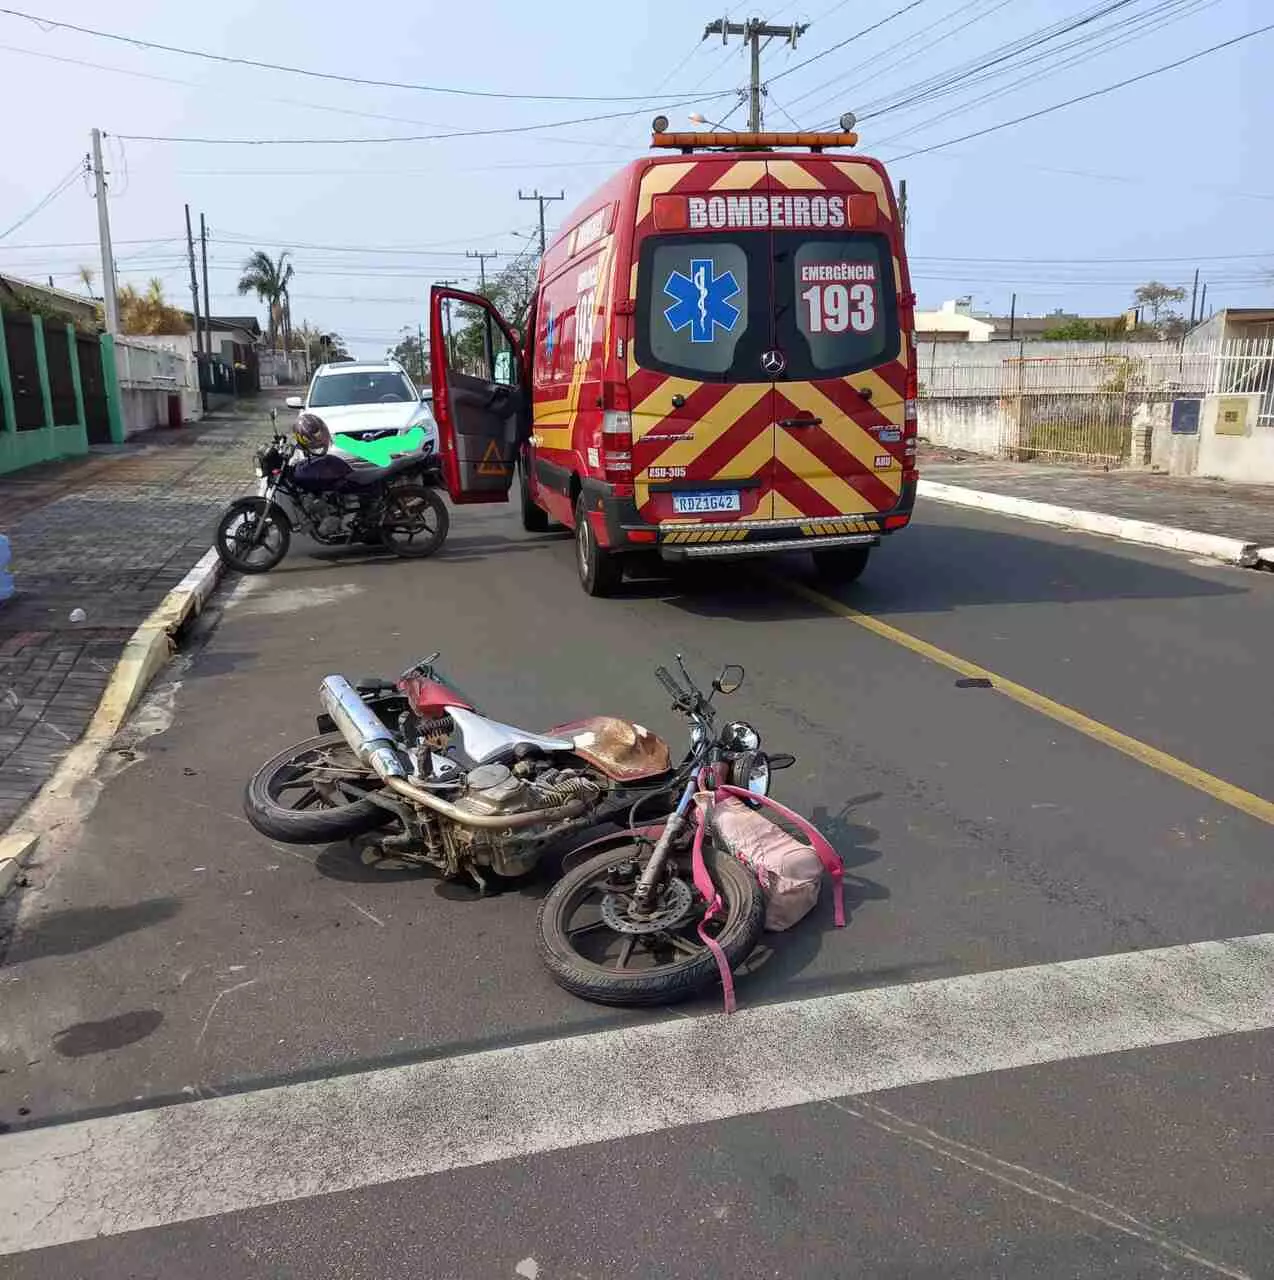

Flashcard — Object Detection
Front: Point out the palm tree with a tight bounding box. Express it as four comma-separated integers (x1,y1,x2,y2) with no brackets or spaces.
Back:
236,250,294,352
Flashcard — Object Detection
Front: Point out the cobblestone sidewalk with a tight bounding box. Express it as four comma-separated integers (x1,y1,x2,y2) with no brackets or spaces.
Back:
920,448,1274,549
0,397,278,830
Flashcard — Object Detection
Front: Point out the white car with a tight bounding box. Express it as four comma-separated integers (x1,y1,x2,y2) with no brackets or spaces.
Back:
287,362,438,458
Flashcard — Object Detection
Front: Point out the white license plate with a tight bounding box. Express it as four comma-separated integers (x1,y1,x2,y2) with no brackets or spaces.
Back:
672,490,741,514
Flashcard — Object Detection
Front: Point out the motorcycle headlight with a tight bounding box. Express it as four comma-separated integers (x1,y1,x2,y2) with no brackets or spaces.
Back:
723,720,760,752
689,722,710,754
253,462,266,478
730,750,771,797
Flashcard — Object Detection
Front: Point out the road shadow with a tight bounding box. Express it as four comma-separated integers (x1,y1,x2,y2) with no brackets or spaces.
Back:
648,518,1246,626
1,898,181,966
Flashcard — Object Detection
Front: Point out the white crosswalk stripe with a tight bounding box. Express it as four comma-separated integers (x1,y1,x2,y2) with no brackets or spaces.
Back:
3,932,1273,1256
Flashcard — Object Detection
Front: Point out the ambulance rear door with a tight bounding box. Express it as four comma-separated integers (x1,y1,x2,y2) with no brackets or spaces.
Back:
429,285,526,505
765,157,907,524
629,159,779,529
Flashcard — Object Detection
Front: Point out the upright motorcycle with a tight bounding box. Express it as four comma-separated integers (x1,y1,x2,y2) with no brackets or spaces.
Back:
214,411,449,574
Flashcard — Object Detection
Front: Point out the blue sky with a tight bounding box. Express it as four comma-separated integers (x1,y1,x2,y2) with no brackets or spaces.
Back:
0,0,1270,357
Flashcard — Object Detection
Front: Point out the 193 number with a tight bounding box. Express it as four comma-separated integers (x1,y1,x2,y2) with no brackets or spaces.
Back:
800,282,876,334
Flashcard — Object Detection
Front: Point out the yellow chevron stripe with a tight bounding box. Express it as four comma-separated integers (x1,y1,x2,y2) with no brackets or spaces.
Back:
831,161,893,220
632,376,701,422
777,431,877,514
779,382,903,496
636,162,697,227
711,160,768,190
850,371,905,421
773,491,803,520
766,159,825,191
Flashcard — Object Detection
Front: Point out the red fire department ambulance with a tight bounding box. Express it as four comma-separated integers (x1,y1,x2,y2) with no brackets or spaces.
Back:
428,125,917,596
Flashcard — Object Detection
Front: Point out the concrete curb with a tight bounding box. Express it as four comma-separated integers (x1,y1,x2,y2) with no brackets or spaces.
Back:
917,480,1263,568
0,547,224,895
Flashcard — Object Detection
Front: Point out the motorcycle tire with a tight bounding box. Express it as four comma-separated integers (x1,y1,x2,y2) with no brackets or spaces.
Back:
215,498,291,574
380,485,449,559
244,732,392,844
535,841,764,1007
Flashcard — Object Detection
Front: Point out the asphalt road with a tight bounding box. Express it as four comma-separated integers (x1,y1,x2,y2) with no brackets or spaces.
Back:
1,494,1272,1278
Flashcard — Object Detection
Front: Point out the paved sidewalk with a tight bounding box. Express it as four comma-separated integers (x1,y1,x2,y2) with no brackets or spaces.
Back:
920,448,1274,549
0,396,278,830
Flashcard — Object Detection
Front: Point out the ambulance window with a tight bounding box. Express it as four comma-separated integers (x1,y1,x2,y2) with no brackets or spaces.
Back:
642,240,750,377
779,233,899,378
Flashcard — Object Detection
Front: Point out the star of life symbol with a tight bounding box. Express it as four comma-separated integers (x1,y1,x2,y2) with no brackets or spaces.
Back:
663,258,741,344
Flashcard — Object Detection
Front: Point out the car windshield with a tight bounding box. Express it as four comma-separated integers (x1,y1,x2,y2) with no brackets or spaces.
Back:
308,371,415,407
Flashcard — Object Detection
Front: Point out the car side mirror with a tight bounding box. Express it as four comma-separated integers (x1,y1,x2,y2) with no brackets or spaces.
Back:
285,395,304,410
712,664,745,695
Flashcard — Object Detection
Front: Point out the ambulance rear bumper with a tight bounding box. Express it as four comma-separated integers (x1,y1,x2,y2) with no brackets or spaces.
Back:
662,532,877,560
580,476,915,557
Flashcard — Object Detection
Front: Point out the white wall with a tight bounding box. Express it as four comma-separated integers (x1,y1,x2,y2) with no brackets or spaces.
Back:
917,398,1012,455
113,335,200,436
1196,394,1274,483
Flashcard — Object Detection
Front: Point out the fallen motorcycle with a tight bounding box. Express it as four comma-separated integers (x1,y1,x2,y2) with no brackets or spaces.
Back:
243,654,810,1003
214,411,448,574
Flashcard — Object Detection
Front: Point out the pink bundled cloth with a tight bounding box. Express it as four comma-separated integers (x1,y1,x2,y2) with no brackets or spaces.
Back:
696,787,845,932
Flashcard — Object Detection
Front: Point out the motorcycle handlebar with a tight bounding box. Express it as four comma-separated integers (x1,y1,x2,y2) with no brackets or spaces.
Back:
655,665,688,704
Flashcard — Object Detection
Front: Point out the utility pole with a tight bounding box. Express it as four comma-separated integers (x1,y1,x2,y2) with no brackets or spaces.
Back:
90,129,120,334
898,179,907,242
199,213,212,354
418,322,426,383
1008,292,1017,341
1188,266,1200,326
465,249,499,292
704,17,807,131
184,204,203,359
518,189,565,256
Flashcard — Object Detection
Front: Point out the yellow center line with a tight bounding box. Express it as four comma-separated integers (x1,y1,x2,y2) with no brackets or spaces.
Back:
782,579,1274,828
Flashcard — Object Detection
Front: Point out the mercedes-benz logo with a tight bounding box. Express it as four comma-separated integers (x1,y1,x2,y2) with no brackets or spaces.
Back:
761,348,786,376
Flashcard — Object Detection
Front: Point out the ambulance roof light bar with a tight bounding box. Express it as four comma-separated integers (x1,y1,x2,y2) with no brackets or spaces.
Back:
651,112,859,153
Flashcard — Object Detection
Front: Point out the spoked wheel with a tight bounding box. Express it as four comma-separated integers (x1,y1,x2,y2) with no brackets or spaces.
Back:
380,485,449,559
244,732,392,844
215,498,290,574
536,841,764,1006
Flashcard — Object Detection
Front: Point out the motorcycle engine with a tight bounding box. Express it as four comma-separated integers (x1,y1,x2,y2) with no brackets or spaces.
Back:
450,761,601,878
303,496,343,538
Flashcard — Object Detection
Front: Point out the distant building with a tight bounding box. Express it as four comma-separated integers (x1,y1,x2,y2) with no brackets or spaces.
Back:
915,298,1126,342
1183,307,1274,351
0,273,100,327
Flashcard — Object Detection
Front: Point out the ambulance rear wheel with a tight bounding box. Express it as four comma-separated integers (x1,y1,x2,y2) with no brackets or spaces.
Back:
575,496,622,597
813,545,870,583
520,459,550,533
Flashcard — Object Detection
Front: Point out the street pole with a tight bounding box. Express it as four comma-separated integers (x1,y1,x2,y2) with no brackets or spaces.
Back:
199,213,213,354
704,18,807,131
518,190,565,256
465,249,499,292
898,179,907,243
418,323,426,382
184,204,204,361
90,129,120,335
1189,266,1200,327
1008,292,1017,341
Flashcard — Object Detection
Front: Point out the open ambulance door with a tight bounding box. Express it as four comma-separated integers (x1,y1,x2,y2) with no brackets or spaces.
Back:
429,285,527,505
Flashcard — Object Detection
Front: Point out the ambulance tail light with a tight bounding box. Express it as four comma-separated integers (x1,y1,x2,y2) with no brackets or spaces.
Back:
884,513,911,531
903,361,918,467
602,411,633,481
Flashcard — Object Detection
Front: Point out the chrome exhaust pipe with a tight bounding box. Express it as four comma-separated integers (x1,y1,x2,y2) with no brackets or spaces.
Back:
321,674,593,830
319,674,407,780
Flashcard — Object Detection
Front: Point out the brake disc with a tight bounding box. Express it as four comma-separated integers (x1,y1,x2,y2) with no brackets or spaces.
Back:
600,877,694,935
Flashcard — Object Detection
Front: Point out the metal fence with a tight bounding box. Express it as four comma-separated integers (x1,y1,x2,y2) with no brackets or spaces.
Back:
916,340,1274,466
1211,336,1274,421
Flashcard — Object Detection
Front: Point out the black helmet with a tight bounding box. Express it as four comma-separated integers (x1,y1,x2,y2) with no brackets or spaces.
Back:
294,412,331,455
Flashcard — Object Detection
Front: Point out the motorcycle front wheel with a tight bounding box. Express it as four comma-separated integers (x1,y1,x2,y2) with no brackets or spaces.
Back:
244,732,391,844
215,498,290,574
535,841,764,1007
380,485,449,559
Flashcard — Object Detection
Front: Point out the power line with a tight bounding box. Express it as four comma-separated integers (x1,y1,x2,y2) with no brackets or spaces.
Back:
857,0,1215,133
864,0,1217,143
0,7,735,102
0,159,86,241
112,88,736,145
885,19,1274,160
768,0,936,84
